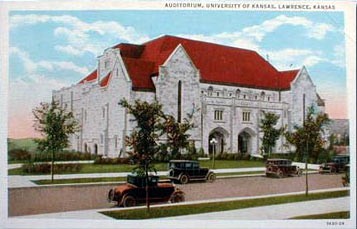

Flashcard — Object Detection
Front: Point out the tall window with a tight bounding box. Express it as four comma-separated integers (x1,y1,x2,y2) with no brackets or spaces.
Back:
242,111,251,122
214,110,223,121
177,81,182,123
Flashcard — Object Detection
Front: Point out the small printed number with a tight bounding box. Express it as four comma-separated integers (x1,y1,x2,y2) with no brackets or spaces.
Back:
327,221,344,226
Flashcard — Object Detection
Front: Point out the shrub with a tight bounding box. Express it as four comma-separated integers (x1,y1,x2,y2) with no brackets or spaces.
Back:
8,148,31,161
21,163,83,174
32,151,96,162
94,155,130,164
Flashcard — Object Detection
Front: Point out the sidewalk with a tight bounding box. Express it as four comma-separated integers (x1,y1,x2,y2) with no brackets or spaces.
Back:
13,188,349,220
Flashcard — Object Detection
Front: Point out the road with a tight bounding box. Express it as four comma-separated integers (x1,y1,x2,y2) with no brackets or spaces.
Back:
8,173,345,216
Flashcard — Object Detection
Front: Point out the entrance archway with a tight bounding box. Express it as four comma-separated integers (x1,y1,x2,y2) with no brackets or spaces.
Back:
238,128,256,154
208,127,229,154
94,144,98,155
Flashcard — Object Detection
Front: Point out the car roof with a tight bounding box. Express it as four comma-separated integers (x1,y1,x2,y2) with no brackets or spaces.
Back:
169,160,198,163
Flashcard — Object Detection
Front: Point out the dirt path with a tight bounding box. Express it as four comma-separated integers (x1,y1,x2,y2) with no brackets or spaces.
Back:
8,173,344,216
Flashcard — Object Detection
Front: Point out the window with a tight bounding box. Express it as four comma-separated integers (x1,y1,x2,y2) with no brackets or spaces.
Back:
102,107,106,119
242,111,251,122
214,110,223,121
216,91,220,97
104,60,110,69
100,134,104,144
243,95,247,99
236,89,241,98
114,135,118,149
208,86,213,96
178,81,182,123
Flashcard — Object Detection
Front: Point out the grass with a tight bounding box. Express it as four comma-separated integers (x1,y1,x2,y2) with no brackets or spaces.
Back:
32,171,264,185
8,160,265,176
100,190,349,220
290,211,350,219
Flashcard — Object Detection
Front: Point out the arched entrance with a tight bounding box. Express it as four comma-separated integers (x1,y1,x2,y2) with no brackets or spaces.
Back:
94,144,98,155
208,127,229,154
238,128,256,154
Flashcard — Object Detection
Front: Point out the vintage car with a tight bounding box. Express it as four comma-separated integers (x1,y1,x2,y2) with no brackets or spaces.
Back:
319,155,349,174
167,160,216,184
265,159,302,178
107,174,185,207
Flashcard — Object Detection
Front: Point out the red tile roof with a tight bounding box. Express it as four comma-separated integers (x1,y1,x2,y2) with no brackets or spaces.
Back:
99,72,112,87
78,69,97,84
116,35,299,91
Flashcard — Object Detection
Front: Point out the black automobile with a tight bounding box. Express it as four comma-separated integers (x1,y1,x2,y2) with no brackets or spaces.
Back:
108,174,184,207
167,160,216,184
319,155,350,173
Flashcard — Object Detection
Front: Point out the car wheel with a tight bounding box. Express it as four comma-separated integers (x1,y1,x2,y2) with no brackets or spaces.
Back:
207,173,216,182
277,170,283,178
122,195,136,207
170,192,185,203
297,169,302,177
107,189,115,202
180,174,189,184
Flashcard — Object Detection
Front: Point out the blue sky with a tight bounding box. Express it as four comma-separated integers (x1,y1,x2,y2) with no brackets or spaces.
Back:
8,10,347,138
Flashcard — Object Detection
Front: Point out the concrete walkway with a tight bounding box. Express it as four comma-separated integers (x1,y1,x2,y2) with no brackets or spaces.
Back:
13,188,349,220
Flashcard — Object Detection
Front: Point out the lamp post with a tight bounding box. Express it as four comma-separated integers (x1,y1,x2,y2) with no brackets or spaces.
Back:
210,138,217,169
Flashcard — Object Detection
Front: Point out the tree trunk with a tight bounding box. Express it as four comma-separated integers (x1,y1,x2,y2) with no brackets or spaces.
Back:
145,163,150,212
51,150,54,183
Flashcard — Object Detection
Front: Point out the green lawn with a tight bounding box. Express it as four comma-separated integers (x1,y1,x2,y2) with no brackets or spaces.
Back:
33,171,264,185
8,160,265,176
101,190,349,220
290,211,350,219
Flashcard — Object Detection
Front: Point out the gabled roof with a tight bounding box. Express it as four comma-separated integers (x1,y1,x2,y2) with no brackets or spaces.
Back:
99,72,112,87
115,35,299,91
78,69,97,84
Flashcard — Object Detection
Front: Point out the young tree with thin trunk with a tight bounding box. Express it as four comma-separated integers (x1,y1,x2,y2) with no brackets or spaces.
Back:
119,99,164,212
33,100,78,182
260,111,283,157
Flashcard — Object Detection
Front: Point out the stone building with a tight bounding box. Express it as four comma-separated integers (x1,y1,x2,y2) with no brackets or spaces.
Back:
53,35,325,157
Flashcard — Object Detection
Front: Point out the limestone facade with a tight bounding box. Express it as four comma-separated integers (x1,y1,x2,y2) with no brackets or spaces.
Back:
53,36,325,157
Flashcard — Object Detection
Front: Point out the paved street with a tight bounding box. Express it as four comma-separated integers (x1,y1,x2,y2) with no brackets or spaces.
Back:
13,188,349,220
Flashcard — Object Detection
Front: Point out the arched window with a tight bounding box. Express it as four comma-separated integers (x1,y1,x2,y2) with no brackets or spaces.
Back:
178,81,182,123
236,89,241,98
208,86,213,96
260,91,265,100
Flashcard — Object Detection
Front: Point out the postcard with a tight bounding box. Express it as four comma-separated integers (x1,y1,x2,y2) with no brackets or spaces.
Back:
0,1,355,228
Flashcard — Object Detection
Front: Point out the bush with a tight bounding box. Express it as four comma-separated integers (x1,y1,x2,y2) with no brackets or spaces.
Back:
21,163,83,174
32,151,96,162
94,155,130,164
8,148,31,161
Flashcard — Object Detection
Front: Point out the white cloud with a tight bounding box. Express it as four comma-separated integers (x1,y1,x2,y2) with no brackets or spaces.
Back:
10,47,89,75
262,48,328,70
11,14,150,57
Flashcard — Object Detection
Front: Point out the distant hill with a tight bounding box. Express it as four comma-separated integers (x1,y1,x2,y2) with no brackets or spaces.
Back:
8,138,38,152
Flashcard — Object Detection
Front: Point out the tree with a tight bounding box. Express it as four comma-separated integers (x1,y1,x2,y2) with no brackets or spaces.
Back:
33,100,78,182
285,107,330,163
159,115,194,159
119,99,164,212
260,111,283,157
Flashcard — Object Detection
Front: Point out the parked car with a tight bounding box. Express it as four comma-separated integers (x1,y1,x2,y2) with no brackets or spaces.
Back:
265,159,302,178
319,155,349,174
167,160,216,184
107,174,185,207
342,164,350,187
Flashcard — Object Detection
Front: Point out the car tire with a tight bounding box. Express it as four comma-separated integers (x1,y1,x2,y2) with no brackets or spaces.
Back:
179,174,189,184
277,170,283,178
170,192,185,203
207,173,216,182
122,195,136,207
108,189,115,202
